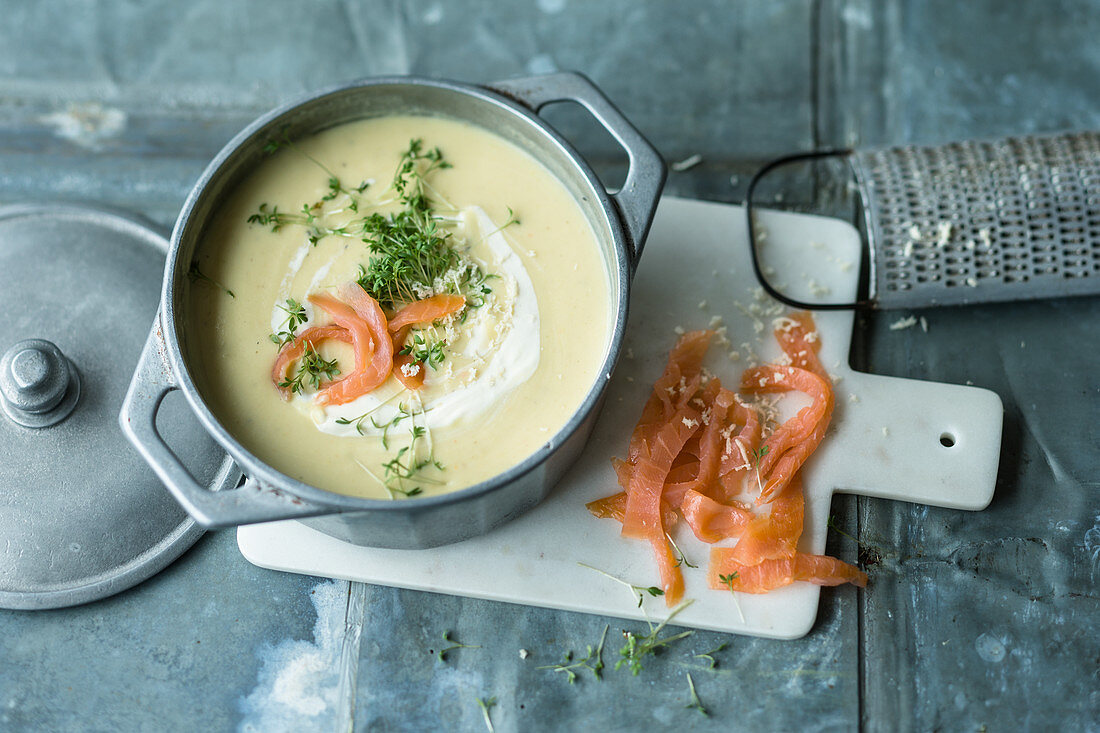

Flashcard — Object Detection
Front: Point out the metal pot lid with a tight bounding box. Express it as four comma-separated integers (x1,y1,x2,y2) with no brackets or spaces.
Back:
0,203,233,610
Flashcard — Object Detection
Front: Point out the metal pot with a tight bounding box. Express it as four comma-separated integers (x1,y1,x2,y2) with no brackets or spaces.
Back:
119,72,665,549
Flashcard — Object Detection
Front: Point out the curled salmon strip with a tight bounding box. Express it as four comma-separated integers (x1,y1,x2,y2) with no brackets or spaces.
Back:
740,311,834,501
717,400,761,478
679,488,752,543
773,311,829,381
593,331,714,536
741,364,834,503
621,404,703,606
622,405,702,540
628,330,712,462
683,385,735,501
604,457,693,520
707,551,868,594
727,475,805,564
613,455,702,494
306,286,393,406
585,490,678,527
386,295,466,391
271,325,352,399
605,444,701,511
388,293,466,332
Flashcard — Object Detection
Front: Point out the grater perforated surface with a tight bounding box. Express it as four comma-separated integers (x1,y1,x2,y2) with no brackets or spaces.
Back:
852,131,1100,308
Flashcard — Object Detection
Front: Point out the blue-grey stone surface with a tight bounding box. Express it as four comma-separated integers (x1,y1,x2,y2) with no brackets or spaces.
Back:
1,1,1098,731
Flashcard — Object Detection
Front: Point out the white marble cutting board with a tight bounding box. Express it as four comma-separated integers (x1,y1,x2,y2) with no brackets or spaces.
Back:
238,197,1003,639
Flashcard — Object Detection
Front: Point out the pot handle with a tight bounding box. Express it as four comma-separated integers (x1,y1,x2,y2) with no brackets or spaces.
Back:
485,72,667,271
119,322,333,528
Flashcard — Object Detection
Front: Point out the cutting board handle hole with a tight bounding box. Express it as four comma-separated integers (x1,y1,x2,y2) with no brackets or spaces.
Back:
940,432,957,448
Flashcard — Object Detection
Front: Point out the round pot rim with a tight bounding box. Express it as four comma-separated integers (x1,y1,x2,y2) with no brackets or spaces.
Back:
162,74,635,514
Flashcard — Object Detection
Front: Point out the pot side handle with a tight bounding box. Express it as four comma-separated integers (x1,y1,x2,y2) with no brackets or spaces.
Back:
485,72,667,271
119,322,333,528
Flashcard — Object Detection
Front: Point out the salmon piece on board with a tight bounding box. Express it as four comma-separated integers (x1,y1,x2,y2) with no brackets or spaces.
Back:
621,404,703,605
628,331,713,462
679,488,752,543
741,364,834,503
727,475,805,564
708,551,867,594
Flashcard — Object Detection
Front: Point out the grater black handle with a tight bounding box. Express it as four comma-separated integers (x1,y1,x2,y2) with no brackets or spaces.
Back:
744,148,876,311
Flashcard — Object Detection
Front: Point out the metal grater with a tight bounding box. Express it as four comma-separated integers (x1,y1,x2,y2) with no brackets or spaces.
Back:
747,131,1100,309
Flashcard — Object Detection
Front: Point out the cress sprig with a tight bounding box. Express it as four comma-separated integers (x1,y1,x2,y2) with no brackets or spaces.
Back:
578,563,665,608
616,600,695,676
188,263,234,298
685,673,709,716
537,625,608,683
269,297,308,347
400,330,448,371
437,630,481,662
277,345,340,395
349,402,444,499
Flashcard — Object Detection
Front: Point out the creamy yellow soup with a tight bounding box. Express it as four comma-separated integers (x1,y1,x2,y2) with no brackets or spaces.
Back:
186,115,611,499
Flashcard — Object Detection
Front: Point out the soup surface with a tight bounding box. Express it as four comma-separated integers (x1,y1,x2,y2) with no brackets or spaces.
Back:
186,115,611,499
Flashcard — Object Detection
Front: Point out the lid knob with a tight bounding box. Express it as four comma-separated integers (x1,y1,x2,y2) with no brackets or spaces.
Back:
1,339,81,428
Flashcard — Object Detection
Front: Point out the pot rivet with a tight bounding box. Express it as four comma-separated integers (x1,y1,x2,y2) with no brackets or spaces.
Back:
0,339,81,428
